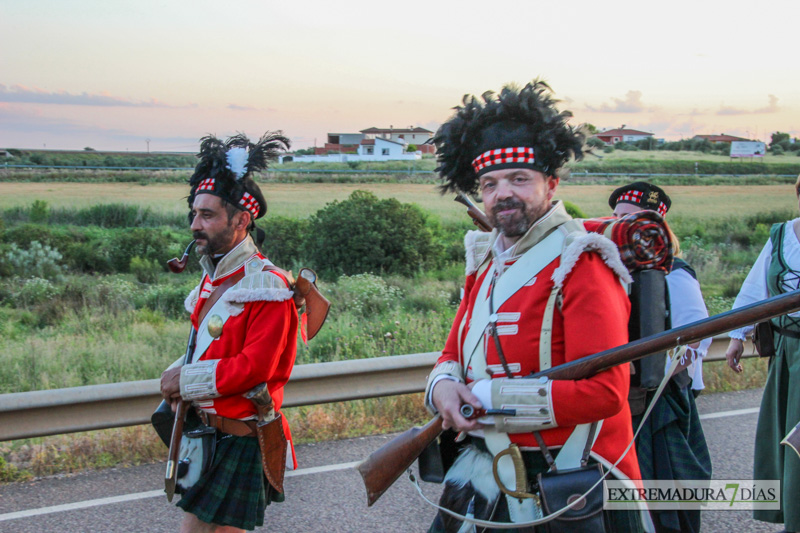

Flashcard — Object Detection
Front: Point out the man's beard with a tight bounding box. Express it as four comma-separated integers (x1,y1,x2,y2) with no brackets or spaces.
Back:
489,197,550,238
193,224,235,256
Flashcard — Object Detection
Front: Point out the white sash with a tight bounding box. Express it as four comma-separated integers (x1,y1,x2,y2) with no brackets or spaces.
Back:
464,228,598,523
191,294,234,364
462,229,565,371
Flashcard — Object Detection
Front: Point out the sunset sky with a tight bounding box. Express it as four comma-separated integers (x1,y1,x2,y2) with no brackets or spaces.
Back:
1,0,797,152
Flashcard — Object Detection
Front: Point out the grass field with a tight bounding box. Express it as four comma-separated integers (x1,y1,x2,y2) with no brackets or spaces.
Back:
1,182,797,222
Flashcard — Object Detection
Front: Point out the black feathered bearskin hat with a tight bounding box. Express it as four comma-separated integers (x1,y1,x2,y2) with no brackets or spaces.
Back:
608,181,671,216
187,132,290,221
435,80,586,195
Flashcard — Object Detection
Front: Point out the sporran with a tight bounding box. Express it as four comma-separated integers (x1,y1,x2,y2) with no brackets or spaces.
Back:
176,413,217,494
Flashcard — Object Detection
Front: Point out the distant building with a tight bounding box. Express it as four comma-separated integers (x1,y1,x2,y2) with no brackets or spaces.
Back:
358,137,406,157
313,126,436,156
692,134,751,144
594,128,655,145
360,126,433,145
286,136,420,163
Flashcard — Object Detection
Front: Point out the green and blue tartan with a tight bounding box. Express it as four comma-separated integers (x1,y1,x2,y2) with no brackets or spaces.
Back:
632,380,712,533
176,434,284,530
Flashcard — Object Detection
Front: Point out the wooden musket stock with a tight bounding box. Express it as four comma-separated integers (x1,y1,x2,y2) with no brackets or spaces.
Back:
357,289,800,507
454,192,492,232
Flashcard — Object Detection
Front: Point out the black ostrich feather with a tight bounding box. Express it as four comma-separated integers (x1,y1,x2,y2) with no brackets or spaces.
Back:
435,79,587,196
186,131,291,219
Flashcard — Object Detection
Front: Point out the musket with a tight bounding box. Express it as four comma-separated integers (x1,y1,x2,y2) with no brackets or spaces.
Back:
164,326,197,502
454,191,492,232
357,288,800,506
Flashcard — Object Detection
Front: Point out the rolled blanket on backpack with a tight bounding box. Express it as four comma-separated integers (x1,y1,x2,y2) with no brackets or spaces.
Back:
582,210,674,273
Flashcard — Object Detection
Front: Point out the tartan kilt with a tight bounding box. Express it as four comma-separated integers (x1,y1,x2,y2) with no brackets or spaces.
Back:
632,379,712,533
176,433,284,530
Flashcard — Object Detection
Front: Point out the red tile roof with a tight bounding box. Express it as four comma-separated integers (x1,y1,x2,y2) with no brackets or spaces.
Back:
596,128,654,137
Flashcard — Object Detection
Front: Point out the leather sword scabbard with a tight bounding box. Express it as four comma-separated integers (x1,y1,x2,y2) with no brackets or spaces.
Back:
256,414,288,494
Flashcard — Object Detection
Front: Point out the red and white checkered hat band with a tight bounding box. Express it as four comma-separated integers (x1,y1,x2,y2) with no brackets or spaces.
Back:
197,178,216,191
657,202,667,216
617,190,643,204
239,192,260,218
471,147,535,173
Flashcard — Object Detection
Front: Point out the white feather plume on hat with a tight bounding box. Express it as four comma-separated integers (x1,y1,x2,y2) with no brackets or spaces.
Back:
226,147,249,180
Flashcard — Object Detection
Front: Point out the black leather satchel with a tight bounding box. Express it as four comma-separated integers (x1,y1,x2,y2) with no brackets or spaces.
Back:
753,321,776,358
537,463,610,533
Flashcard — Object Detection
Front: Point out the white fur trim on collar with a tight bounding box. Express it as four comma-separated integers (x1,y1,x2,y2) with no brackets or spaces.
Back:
184,284,200,313
464,230,493,276
551,233,632,288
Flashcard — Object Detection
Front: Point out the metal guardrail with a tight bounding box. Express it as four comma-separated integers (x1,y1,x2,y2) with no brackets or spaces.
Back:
0,352,439,442
0,335,755,442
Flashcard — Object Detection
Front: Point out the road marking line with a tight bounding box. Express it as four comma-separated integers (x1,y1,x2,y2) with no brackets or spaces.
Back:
0,461,361,522
699,407,759,420
0,408,759,522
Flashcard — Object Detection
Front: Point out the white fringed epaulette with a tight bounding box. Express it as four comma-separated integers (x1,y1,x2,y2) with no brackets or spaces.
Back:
182,256,294,316
184,283,200,313
551,232,632,289
464,230,493,276
223,257,294,316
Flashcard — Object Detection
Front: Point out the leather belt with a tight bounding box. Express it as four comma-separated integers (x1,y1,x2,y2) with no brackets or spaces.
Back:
198,410,257,437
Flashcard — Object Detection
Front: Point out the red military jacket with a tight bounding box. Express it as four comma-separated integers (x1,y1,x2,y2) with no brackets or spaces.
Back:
437,202,641,481
180,236,298,468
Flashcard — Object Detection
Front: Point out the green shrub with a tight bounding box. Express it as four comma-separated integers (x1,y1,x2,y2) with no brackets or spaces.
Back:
106,228,173,273
14,277,60,305
304,190,442,278
1,241,65,280
260,217,311,269
130,256,160,284
586,137,605,149
30,200,49,224
136,282,193,318
328,273,403,315
603,146,614,153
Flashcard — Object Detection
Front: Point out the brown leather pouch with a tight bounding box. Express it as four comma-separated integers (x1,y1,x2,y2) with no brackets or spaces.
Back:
753,321,776,358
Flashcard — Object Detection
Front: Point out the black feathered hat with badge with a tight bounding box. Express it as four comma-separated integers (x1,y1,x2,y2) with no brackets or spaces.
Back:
187,132,290,224
608,181,671,216
435,79,586,195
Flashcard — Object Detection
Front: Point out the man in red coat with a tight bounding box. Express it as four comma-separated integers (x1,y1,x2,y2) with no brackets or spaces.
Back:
425,82,645,532
160,133,297,532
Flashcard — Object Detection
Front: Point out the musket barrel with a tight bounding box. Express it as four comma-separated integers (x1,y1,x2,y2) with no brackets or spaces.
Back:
533,288,800,382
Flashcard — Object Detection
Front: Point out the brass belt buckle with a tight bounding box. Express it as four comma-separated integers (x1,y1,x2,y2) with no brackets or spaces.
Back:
492,443,540,503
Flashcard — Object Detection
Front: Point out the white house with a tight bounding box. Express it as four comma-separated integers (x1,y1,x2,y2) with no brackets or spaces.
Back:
360,126,433,145
284,137,420,163
358,137,406,157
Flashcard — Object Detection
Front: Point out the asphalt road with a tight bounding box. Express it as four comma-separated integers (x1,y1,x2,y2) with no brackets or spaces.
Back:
0,388,788,532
